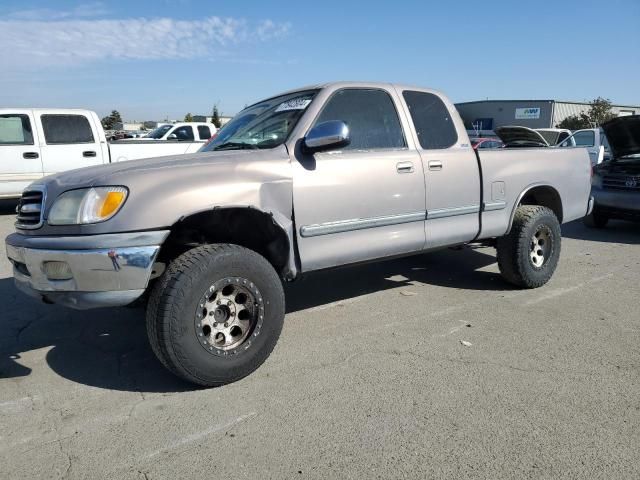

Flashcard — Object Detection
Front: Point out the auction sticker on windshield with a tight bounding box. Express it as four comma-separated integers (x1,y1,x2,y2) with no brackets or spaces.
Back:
275,98,312,112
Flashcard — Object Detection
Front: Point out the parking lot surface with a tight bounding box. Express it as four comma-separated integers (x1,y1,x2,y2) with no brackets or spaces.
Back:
0,200,638,479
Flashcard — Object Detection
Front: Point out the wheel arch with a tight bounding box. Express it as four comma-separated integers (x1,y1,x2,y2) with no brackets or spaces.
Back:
507,183,563,233
158,206,297,279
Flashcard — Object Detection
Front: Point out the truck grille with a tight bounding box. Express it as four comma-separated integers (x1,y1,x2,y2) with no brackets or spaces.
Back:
15,187,45,229
602,175,640,191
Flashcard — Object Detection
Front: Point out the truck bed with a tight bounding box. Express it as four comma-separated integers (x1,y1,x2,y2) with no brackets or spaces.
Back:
478,147,592,238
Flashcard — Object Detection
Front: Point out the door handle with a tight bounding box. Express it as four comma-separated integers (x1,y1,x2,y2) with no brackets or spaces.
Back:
428,160,443,171
396,161,414,173
23,152,39,159
83,151,97,158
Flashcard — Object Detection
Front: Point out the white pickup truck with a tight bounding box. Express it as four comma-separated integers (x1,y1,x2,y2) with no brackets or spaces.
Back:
134,122,216,142
0,109,216,198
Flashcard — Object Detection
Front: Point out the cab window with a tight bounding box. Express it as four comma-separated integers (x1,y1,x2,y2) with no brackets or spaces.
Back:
0,114,34,145
402,91,458,149
172,126,194,141
572,130,595,147
198,125,212,140
41,114,94,144
313,89,406,150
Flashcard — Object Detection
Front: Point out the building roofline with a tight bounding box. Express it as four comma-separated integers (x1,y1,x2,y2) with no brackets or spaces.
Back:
455,99,640,109
455,100,554,105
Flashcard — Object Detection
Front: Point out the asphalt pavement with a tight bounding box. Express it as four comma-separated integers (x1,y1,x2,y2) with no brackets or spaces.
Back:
0,199,638,479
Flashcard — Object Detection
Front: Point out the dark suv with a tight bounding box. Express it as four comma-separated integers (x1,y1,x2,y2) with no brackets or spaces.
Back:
585,115,640,227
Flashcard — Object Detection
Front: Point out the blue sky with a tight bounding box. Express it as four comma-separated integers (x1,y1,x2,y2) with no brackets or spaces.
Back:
1,0,638,121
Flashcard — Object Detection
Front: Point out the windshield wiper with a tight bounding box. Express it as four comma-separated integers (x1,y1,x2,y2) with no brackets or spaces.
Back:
213,141,258,151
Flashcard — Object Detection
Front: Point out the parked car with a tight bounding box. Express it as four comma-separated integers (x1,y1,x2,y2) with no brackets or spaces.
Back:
557,128,611,165
584,115,640,227
141,122,216,141
0,109,213,198
107,131,135,141
495,126,550,147
5,82,592,386
496,126,609,166
470,137,504,150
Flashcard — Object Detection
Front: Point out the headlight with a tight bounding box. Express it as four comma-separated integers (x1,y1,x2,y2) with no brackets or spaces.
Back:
48,187,128,225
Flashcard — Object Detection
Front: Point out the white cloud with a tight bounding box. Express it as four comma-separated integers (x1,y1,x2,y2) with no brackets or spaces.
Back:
0,9,291,69
6,2,110,20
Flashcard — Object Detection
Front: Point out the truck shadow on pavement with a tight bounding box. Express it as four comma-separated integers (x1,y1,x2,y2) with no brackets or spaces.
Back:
286,246,509,313
1,247,505,392
562,219,640,244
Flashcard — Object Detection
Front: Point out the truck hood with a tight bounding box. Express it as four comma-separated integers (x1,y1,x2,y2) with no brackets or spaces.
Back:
600,115,640,160
494,126,549,147
44,147,287,189
28,145,293,237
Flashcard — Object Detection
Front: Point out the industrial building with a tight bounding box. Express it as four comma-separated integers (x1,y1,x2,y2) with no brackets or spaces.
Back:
193,114,232,126
455,99,640,132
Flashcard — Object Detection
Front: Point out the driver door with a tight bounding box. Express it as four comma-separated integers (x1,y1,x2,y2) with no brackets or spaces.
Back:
291,87,426,272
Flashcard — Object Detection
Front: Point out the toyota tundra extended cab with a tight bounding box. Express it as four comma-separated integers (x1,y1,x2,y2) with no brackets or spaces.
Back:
5,82,593,386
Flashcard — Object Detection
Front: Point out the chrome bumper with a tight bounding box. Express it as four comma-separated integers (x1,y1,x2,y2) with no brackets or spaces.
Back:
5,231,169,309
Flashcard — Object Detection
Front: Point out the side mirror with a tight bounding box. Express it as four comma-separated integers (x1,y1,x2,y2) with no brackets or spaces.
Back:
303,120,350,153
167,133,178,140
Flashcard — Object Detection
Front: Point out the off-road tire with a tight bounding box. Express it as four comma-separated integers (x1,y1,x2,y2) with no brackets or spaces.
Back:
497,205,561,288
583,208,609,228
146,244,285,387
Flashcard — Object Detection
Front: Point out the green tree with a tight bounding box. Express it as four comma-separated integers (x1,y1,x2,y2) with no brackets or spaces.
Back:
557,97,616,129
557,114,590,130
583,97,616,126
211,105,222,128
184,113,193,122
101,110,122,130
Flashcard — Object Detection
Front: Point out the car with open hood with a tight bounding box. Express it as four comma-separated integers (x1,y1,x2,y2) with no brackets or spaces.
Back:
584,115,640,227
495,126,550,148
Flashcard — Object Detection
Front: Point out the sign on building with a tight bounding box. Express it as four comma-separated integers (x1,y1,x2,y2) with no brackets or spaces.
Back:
515,107,540,120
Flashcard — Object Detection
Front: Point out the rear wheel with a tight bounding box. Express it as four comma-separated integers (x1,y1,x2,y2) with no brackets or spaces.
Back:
497,205,561,288
146,244,285,387
583,208,609,228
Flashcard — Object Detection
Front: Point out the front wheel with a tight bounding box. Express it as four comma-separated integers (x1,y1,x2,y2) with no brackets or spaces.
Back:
496,205,561,288
146,244,285,387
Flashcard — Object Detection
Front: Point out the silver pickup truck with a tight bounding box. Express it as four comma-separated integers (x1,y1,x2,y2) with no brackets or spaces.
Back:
5,82,593,386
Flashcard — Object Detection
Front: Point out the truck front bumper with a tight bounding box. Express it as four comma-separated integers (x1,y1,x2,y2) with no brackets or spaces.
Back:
5,230,170,309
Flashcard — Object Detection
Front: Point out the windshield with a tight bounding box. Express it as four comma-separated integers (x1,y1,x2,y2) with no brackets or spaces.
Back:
146,125,172,139
537,130,560,145
200,90,318,152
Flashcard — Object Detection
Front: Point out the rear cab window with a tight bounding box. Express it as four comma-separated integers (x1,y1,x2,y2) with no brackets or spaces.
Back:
41,114,95,144
0,114,34,145
198,125,212,140
402,91,458,149
313,88,406,150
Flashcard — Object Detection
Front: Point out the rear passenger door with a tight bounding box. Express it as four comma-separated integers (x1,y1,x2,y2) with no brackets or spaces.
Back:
401,90,481,248
37,112,104,176
0,111,43,197
292,87,426,271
